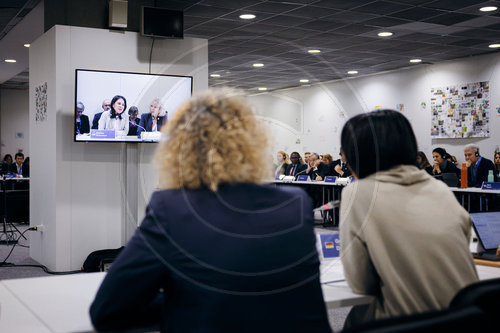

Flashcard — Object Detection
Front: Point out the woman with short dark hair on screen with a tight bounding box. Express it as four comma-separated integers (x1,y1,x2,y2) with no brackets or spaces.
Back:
90,88,332,333
339,110,477,327
98,95,129,134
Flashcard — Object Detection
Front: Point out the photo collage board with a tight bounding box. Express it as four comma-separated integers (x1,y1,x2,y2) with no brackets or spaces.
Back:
430,81,489,138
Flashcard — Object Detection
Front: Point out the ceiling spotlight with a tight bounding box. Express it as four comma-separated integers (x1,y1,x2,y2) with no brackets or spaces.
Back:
308,49,321,54
347,70,358,75
258,87,267,91
23,43,30,48
410,59,422,63
489,43,500,48
253,63,264,68
4,59,16,63
210,74,221,78
239,14,256,20
480,6,497,12
299,79,309,83
378,31,393,37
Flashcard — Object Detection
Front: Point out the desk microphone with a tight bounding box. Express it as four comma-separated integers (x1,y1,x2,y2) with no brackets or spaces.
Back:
132,122,148,132
313,200,340,212
294,169,308,179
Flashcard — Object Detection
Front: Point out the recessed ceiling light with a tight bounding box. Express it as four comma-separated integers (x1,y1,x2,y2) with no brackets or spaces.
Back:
480,6,497,12
4,59,16,63
23,43,30,48
489,43,500,48
258,87,267,91
347,70,358,75
239,14,256,20
210,74,221,78
253,63,264,68
378,31,393,37
299,79,309,83
410,59,422,63
308,49,321,54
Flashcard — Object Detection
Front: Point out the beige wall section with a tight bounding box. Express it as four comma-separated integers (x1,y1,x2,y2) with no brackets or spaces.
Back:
0,89,30,158
29,25,208,271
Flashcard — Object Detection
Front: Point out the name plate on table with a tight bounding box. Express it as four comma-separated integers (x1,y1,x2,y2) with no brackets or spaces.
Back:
481,182,500,190
319,233,341,259
297,175,310,181
324,176,337,183
91,129,115,139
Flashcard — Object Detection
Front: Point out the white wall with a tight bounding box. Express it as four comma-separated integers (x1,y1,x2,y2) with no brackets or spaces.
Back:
29,25,208,270
249,52,500,164
0,89,30,158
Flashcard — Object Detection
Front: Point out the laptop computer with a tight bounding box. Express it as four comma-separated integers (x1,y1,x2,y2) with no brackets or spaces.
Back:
441,173,459,187
471,212,500,261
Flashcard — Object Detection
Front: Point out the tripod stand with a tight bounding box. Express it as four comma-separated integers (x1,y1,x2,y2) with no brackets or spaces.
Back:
0,177,28,244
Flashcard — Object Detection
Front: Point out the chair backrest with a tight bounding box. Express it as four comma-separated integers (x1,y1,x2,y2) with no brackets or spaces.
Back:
449,277,500,315
342,306,487,333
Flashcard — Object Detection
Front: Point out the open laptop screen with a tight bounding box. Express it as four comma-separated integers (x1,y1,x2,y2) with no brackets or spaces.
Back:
471,212,500,251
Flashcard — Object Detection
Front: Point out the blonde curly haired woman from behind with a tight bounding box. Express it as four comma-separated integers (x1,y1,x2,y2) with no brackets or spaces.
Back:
90,88,332,333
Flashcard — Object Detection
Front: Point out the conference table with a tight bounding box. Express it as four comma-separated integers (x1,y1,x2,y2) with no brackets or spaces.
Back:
0,262,498,333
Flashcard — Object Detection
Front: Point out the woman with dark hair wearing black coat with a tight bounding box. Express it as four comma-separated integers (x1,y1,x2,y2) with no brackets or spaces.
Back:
431,147,460,177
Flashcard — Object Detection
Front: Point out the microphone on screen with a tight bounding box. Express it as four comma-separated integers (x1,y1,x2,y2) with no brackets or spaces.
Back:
313,200,340,212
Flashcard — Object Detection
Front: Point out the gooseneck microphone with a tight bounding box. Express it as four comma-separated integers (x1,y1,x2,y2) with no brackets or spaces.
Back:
313,200,340,212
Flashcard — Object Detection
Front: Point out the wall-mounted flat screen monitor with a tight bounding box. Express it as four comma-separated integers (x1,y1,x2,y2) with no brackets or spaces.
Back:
74,69,192,143
141,6,183,39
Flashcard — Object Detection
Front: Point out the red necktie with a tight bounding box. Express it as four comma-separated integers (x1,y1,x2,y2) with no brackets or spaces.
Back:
291,165,296,176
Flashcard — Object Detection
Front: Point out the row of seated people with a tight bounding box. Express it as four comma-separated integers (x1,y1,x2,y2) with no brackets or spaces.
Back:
75,97,167,137
275,144,500,188
416,145,500,187
273,151,351,181
1,153,29,177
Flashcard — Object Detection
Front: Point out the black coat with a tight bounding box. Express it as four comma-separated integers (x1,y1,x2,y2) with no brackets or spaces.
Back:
467,157,495,187
90,183,331,333
307,162,329,180
137,113,166,137
285,162,307,177
75,114,90,135
92,112,102,129
328,159,351,177
9,163,29,177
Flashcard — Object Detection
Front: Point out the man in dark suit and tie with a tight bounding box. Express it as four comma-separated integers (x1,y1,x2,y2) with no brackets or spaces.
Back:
9,152,29,177
285,152,307,177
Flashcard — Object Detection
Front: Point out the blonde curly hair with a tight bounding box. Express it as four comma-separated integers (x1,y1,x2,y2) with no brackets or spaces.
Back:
154,88,271,191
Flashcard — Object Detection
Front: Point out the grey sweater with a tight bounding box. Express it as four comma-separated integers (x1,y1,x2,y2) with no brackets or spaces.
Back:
340,165,478,320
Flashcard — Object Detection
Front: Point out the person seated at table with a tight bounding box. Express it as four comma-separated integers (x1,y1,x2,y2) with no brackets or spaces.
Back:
339,109,478,327
494,150,500,182
328,150,351,177
3,154,13,165
9,152,29,177
92,99,111,129
285,151,307,177
74,101,90,135
306,153,328,181
127,106,140,136
464,144,495,187
98,95,129,133
417,151,433,175
431,147,460,177
322,153,333,166
447,154,458,166
304,152,311,165
89,88,332,333
137,98,167,137
273,150,289,179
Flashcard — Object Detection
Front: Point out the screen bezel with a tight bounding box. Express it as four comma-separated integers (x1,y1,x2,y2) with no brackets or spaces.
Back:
74,68,193,143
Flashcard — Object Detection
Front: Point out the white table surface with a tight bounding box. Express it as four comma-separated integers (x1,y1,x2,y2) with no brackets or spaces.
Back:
1,263,498,333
